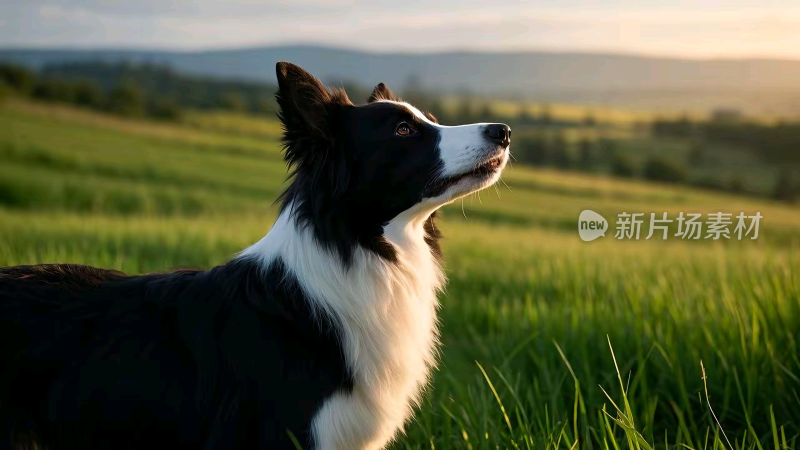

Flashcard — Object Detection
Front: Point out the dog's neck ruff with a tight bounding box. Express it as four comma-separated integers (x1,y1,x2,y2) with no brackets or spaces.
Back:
240,201,446,449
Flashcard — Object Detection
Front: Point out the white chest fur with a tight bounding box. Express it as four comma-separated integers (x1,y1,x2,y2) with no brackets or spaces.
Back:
240,204,446,450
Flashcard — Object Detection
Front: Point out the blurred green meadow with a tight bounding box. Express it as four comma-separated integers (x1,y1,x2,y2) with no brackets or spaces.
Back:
1,98,799,449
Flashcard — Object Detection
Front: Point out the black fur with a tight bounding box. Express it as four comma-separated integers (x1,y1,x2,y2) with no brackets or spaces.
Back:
0,260,350,449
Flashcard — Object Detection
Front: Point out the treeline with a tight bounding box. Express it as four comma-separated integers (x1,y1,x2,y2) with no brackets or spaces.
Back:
0,61,279,119
511,131,688,182
653,116,800,164
648,115,800,201
0,60,577,127
510,128,799,201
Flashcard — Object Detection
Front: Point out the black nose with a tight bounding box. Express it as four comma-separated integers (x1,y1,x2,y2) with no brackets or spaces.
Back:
485,123,511,147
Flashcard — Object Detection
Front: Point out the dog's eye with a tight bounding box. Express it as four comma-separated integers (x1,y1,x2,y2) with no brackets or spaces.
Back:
395,123,416,136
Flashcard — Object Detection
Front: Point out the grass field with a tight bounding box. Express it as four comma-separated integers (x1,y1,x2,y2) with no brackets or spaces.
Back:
1,99,799,449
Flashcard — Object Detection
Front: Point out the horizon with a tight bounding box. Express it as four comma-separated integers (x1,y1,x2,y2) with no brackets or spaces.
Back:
4,41,800,63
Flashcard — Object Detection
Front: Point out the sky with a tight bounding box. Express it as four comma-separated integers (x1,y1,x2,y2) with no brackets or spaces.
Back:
3,0,800,59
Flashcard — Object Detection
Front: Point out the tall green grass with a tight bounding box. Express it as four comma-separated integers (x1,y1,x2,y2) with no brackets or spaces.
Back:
404,224,799,449
0,100,798,448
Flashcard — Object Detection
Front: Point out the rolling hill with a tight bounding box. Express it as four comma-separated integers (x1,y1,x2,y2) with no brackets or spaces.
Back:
3,45,800,95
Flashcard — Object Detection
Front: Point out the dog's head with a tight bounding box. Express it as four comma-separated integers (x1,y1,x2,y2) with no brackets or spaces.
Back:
275,62,510,264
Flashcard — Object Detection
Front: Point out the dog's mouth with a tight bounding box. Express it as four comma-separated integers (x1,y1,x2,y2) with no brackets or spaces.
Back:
427,152,507,196
473,154,505,176
456,152,507,182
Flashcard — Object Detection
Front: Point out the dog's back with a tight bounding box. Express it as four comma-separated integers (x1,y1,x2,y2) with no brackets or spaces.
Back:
0,262,350,449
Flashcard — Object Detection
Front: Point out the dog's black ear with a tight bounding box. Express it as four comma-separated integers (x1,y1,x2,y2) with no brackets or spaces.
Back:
368,82,400,103
276,61,350,136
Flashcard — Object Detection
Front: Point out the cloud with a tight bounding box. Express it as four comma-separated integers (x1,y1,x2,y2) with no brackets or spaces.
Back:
2,0,800,59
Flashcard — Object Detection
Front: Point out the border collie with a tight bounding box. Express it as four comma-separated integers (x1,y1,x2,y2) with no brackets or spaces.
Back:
0,62,510,450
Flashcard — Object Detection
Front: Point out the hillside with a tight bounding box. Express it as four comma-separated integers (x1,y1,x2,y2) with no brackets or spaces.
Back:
4,45,800,94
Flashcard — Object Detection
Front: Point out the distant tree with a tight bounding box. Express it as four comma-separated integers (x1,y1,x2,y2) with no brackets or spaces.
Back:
32,79,76,103
220,91,246,111
0,80,9,103
107,81,144,117
455,95,475,124
675,113,694,136
597,138,618,161
610,153,635,178
773,169,796,202
643,157,686,184
578,138,593,168
477,103,493,122
0,64,36,94
518,106,536,125
633,120,648,135
73,81,104,108
711,108,742,124
255,94,278,116
147,97,182,120
582,110,596,126
515,133,548,165
687,142,705,166
691,178,723,191
39,61,278,116
652,114,694,138
540,104,552,126
729,177,745,194
550,133,571,169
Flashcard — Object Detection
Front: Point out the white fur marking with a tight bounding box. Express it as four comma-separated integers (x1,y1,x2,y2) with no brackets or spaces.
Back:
239,202,445,450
